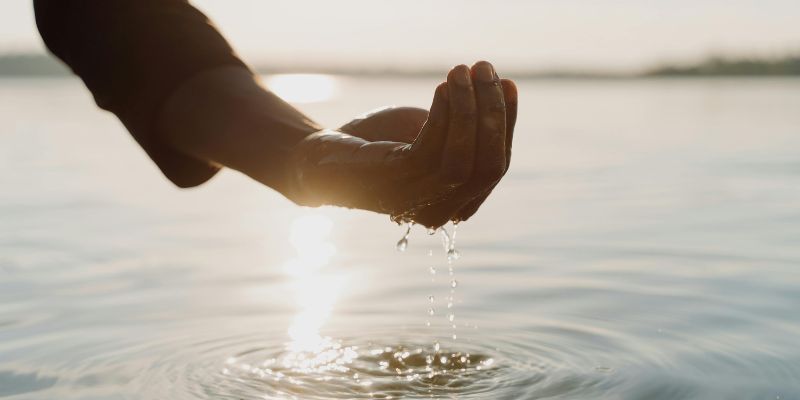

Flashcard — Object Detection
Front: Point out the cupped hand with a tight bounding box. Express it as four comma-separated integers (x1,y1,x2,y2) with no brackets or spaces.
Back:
287,62,518,228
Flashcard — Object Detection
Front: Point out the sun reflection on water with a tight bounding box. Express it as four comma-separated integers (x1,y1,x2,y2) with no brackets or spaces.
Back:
282,214,354,369
221,214,497,396
264,74,339,104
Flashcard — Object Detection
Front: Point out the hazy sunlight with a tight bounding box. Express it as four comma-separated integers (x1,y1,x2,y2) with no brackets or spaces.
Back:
264,74,339,104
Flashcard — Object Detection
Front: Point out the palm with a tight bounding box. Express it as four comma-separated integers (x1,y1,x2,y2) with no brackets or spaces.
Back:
289,62,518,228
339,107,429,144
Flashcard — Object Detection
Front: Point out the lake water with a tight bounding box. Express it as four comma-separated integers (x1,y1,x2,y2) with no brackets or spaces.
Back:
1,76,799,399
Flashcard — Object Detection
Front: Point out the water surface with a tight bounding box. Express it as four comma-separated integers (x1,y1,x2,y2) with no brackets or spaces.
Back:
1,76,799,399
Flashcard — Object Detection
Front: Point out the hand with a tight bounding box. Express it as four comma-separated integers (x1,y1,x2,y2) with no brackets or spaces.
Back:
286,62,518,228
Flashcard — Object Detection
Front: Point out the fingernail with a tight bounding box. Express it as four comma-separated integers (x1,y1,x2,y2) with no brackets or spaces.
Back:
453,67,471,86
476,63,494,83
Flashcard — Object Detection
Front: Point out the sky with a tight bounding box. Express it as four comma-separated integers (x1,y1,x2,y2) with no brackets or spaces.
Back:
2,0,799,72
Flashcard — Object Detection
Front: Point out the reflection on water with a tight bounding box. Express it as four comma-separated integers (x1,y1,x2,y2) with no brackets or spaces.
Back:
264,74,339,104
219,217,501,398
283,214,341,352
2,77,800,399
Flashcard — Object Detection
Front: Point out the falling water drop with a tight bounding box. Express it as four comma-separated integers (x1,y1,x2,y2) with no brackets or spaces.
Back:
429,266,436,275
395,224,411,252
396,238,408,252
451,280,458,288
428,308,435,316
447,248,461,261
440,228,451,252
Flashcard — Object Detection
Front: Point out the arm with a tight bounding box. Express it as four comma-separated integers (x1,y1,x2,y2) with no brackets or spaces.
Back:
35,0,517,227
157,66,320,196
34,0,255,187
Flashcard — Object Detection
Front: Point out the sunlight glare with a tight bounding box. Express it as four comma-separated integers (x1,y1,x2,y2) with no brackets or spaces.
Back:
264,74,338,104
282,213,347,355
283,214,336,277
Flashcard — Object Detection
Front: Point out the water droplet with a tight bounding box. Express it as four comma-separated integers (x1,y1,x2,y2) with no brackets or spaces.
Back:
395,238,408,252
427,227,437,235
440,228,451,252
451,280,458,288
428,308,435,316
447,301,453,309
448,314,455,322
447,248,461,261
440,356,448,364
428,295,435,303
429,266,436,275
395,224,411,252
434,342,440,352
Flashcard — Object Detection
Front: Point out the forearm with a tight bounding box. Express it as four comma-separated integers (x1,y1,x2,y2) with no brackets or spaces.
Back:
158,66,322,196
34,0,262,187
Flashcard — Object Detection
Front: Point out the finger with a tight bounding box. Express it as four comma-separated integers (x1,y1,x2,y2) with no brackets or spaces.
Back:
439,64,477,186
453,188,491,222
410,82,449,160
405,63,504,227
450,79,518,221
412,63,507,226
501,79,518,169
451,79,518,222
411,200,456,228
471,61,506,186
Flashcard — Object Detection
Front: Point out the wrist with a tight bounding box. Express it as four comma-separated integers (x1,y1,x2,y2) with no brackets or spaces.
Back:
158,66,321,193
285,129,365,207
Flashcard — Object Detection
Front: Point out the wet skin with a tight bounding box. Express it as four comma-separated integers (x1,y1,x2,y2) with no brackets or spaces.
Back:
291,62,518,227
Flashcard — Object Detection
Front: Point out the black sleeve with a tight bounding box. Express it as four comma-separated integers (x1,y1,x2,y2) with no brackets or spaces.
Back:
34,0,250,187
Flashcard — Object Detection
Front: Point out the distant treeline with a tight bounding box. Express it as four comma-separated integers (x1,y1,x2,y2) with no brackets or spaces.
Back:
0,53,70,76
2,53,800,78
645,55,800,76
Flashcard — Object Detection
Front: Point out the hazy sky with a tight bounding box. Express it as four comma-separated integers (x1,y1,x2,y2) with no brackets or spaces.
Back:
2,0,799,71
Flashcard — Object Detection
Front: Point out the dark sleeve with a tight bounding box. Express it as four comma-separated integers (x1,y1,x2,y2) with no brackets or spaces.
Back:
34,0,250,187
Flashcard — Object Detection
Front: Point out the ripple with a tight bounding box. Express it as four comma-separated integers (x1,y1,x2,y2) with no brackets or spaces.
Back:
130,326,627,400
